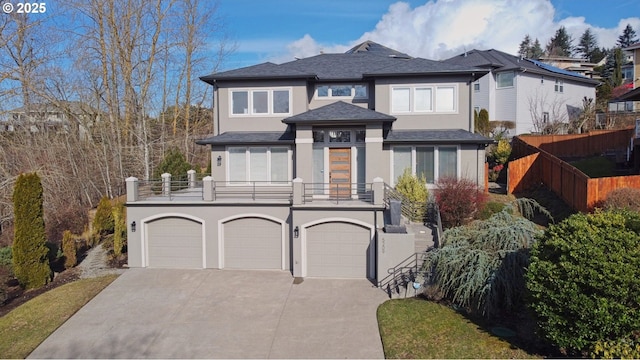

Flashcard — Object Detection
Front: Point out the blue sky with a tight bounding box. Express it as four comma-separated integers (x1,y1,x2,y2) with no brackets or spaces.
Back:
215,0,640,70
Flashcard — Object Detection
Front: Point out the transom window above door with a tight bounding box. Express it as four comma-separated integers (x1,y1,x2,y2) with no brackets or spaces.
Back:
230,88,291,116
315,84,368,99
313,129,366,144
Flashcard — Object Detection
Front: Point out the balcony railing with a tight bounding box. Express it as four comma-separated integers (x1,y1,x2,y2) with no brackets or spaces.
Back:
126,172,386,206
302,183,373,204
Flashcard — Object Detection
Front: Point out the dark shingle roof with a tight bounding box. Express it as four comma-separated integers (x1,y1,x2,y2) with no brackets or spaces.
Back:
443,49,599,85
385,129,492,144
201,41,488,83
282,101,395,124
196,131,295,145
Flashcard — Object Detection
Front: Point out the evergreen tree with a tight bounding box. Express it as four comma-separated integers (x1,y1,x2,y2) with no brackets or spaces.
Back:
617,24,638,48
546,26,574,56
12,173,51,289
530,38,544,59
577,28,598,60
518,34,532,57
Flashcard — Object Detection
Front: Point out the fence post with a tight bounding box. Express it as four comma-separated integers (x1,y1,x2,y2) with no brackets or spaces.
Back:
203,176,214,201
161,173,171,196
126,177,139,202
292,178,303,205
188,169,196,189
372,177,384,205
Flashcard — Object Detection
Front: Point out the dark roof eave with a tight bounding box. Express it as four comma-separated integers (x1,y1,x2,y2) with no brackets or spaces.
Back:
384,138,493,144
199,74,318,84
195,138,295,146
282,118,395,125
363,69,489,77
499,67,600,86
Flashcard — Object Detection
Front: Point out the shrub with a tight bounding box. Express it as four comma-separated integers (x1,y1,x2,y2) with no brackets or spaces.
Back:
112,202,126,256
424,202,542,317
62,230,77,269
0,246,12,268
526,210,640,355
477,201,506,220
435,177,487,229
493,138,512,165
603,187,640,212
475,108,490,136
590,337,640,359
395,169,429,222
93,196,114,237
12,172,51,289
153,147,192,181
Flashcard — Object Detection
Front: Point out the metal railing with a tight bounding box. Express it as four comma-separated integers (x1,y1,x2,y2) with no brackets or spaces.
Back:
378,250,435,298
137,179,205,201
211,181,293,201
302,183,373,204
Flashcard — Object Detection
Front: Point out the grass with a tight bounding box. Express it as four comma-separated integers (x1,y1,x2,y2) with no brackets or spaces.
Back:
0,275,118,359
570,156,615,178
377,298,540,359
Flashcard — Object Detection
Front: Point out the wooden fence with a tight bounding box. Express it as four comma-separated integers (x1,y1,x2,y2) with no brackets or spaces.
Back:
518,127,634,158
509,128,640,212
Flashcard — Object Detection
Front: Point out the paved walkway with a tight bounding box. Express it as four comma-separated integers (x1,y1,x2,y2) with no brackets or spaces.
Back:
28,268,388,359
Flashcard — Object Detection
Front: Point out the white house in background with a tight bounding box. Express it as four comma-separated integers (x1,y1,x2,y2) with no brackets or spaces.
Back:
443,49,599,136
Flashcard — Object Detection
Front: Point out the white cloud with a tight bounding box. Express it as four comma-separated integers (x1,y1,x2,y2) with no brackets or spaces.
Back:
276,0,640,62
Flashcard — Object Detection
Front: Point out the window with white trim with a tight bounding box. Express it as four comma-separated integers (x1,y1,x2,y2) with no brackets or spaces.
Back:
316,84,368,99
230,88,291,115
473,81,480,91
554,79,564,93
227,147,290,183
392,146,458,184
496,71,515,88
390,84,458,114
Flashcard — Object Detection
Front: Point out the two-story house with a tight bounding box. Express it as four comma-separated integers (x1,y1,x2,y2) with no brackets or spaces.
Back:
443,49,599,136
125,41,491,282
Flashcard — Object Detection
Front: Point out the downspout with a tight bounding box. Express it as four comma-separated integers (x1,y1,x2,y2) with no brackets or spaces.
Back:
469,74,474,132
214,82,220,136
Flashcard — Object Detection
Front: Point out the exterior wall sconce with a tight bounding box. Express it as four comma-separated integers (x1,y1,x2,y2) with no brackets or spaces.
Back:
217,155,222,167
131,221,136,232
294,226,299,238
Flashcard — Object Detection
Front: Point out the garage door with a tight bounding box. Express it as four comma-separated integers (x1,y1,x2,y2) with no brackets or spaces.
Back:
223,217,282,269
146,217,203,268
306,222,371,278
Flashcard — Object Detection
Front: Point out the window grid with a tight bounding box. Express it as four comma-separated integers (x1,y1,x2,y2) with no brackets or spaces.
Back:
392,146,458,185
227,147,290,184
390,84,458,114
316,84,368,99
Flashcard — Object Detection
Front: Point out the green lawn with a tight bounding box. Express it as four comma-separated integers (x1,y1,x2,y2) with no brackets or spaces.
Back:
377,298,540,359
570,156,615,178
0,275,118,359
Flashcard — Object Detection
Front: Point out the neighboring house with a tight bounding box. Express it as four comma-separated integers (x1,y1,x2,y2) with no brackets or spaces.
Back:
3,101,101,139
125,41,491,282
443,49,599,136
609,43,640,113
537,55,600,80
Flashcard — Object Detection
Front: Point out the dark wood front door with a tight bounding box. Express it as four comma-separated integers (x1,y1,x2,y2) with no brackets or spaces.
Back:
329,148,351,198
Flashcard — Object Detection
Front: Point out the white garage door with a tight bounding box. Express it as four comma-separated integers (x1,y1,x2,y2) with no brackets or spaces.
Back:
223,217,282,269
306,222,371,278
146,217,203,268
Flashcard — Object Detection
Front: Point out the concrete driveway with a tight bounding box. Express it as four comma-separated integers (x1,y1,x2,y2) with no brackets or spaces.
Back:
28,268,389,359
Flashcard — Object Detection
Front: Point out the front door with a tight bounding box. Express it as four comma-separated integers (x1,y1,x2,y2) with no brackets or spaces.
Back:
329,148,351,198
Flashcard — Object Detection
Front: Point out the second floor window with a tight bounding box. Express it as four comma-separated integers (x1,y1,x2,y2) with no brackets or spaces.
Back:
316,84,368,99
231,88,291,116
554,79,564,93
391,84,457,114
496,71,514,88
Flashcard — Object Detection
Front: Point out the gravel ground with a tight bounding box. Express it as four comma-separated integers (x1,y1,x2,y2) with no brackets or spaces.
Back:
76,245,126,279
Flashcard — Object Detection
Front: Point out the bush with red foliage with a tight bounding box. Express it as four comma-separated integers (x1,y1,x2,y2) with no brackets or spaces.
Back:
435,177,488,229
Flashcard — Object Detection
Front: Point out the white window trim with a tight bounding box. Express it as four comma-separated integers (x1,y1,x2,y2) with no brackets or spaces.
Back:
496,71,515,89
229,87,292,116
390,145,461,186
312,128,366,146
389,84,459,114
315,84,368,100
473,81,480,92
554,79,564,93
225,146,291,184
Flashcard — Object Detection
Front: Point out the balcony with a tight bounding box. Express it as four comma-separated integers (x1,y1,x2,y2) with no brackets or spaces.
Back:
126,171,385,207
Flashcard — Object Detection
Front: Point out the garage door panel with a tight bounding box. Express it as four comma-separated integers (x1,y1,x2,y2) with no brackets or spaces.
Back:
306,222,370,278
147,217,202,269
224,218,281,269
